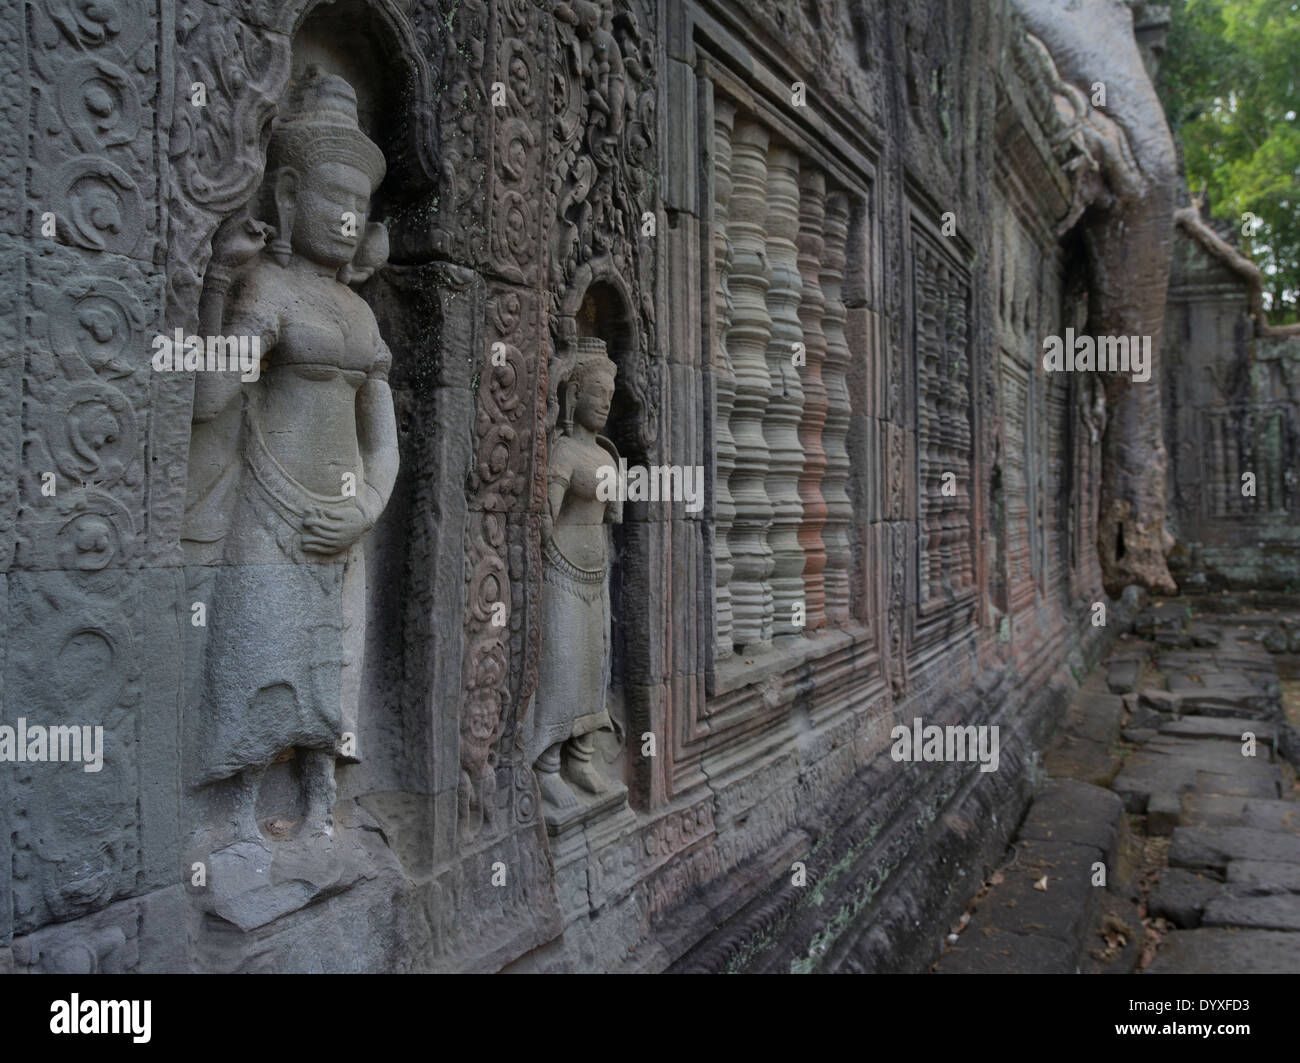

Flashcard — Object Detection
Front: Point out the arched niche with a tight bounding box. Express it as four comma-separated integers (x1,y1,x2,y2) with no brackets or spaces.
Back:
547,274,657,811
554,259,657,457
285,0,439,230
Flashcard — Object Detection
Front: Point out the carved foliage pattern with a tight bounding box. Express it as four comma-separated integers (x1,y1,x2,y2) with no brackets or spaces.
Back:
166,0,290,323
8,571,142,934
460,284,541,830
415,0,489,264
29,0,160,261
21,0,168,568
492,0,546,287
546,0,659,450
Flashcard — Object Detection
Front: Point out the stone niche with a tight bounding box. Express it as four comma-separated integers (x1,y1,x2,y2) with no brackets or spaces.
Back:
535,279,643,831
168,0,448,970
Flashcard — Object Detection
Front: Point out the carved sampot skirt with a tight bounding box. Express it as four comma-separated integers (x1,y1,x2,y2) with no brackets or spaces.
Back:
526,538,614,764
188,409,359,787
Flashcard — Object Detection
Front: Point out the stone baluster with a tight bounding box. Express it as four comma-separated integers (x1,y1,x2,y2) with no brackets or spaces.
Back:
795,167,828,631
820,191,853,623
725,118,774,650
763,143,806,637
711,97,737,660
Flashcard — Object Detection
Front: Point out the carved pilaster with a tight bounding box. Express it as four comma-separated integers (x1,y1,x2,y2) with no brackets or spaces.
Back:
725,119,773,650
820,191,853,624
711,97,737,659
795,167,828,631
763,143,804,637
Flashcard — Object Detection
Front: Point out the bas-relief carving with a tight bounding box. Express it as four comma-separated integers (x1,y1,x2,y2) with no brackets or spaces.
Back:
459,283,541,834
3,0,1181,975
6,0,165,945
8,570,142,935
527,338,625,826
182,70,398,853
548,0,659,447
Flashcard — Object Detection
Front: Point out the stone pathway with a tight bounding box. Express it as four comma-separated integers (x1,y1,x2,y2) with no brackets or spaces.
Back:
935,596,1300,974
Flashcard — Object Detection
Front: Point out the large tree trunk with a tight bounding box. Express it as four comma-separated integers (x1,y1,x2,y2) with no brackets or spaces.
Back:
1016,0,1178,596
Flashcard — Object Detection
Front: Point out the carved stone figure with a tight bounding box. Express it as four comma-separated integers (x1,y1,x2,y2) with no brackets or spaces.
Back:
527,337,620,812
183,67,398,841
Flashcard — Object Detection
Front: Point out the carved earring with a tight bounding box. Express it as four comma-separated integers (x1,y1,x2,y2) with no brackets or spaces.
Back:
270,180,294,267
269,214,293,266
563,380,576,436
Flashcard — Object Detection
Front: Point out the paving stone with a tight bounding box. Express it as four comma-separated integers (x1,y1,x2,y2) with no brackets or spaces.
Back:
1202,892,1300,931
1107,658,1142,695
1146,868,1222,928
1227,860,1300,893
1019,779,1122,862
1159,716,1276,751
1064,692,1126,747
1122,727,1158,744
1169,826,1300,872
977,840,1101,947
1044,734,1121,788
1146,791,1182,836
1138,689,1183,715
1181,795,1300,835
935,927,1077,974
1145,928,1300,973
1112,738,1282,811
1178,693,1278,720
1188,624,1222,648
1135,602,1189,641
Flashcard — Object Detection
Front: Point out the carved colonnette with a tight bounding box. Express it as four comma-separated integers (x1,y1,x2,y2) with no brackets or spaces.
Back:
909,216,977,660
683,10,884,818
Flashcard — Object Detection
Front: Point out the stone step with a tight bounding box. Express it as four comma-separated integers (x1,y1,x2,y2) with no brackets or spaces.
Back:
1147,867,1223,928
1227,860,1300,893
1158,716,1277,752
1107,656,1145,695
1202,892,1300,932
935,926,1076,974
1043,692,1124,786
1145,928,1300,973
934,780,1124,974
1112,737,1283,812
1179,794,1300,835
1169,825,1300,872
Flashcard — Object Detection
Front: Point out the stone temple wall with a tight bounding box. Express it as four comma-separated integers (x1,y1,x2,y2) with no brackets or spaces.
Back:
0,0,1152,973
1163,215,1300,593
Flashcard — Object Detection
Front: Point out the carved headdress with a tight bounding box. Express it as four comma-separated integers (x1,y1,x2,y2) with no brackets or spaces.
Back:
570,336,617,390
562,336,617,435
267,66,386,190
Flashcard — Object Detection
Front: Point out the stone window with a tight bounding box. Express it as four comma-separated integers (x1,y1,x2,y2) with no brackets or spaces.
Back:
703,97,866,686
